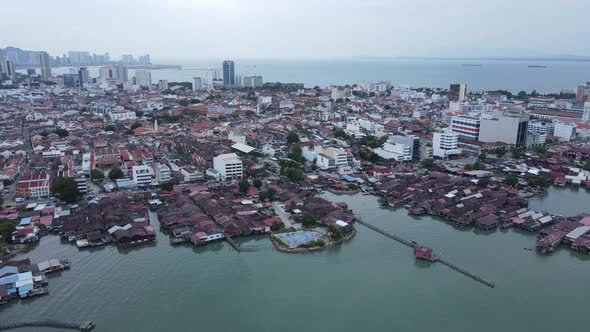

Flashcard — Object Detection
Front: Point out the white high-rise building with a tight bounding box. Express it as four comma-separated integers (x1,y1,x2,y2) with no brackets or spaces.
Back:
449,83,467,102
135,70,152,87
192,77,203,91
132,165,153,187
583,102,590,122
158,80,169,90
553,122,577,142
115,63,128,82
213,153,243,181
154,163,171,183
433,128,462,158
38,52,52,79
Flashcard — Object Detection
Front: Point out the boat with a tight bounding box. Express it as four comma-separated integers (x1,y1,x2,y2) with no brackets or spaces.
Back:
528,65,547,68
462,64,482,67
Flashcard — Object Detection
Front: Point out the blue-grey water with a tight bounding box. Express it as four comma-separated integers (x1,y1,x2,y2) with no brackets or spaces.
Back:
48,59,590,93
1,189,589,331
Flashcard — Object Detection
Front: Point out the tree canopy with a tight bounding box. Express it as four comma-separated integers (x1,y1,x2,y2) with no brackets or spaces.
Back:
286,131,300,143
0,219,15,242
108,167,124,180
51,177,81,203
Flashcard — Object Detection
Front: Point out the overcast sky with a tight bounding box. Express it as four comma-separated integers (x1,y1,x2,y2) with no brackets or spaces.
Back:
3,0,589,60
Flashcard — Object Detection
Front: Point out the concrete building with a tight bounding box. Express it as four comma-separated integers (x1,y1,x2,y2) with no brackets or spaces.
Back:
479,110,528,148
38,52,52,79
138,54,151,65
388,135,420,162
115,63,129,82
63,73,82,88
576,82,590,102
331,87,346,100
451,115,480,141
583,102,590,122
99,66,117,80
158,79,169,90
374,141,411,162
154,163,171,183
553,122,577,141
132,165,153,187
222,60,235,86
213,153,242,180
192,77,203,91
135,70,152,87
78,67,90,85
109,110,137,121
433,128,462,158
449,83,467,102
242,75,263,88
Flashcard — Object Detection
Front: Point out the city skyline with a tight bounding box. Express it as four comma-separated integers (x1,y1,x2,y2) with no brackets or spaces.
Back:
3,0,590,60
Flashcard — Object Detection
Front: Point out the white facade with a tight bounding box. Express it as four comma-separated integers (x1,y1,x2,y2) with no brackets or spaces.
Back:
213,153,243,180
132,165,153,187
451,115,480,141
192,77,203,91
553,122,577,141
109,111,137,122
583,102,590,122
331,87,346,100
433,129,462,158
158,80,169,90
135,70,152,87
155,163,171,183
373,142,411,161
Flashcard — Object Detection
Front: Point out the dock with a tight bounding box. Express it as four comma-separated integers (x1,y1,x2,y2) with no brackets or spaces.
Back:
225,237,241,253
355,219,495,288
0,320,95,331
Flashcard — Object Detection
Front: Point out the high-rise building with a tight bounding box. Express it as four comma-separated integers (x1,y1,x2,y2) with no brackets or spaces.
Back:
115,63,128,82
68,51,92,65
27,69,36,76
192,77,203,91
63,73,82,88
576,82,590,102
451,115,480,141
99,66,117,80
213,153,243,180
78,67,90,85
433,128,462,158
243,75,263,88
135,70,152,87
222,60,235,86
449,83,467,102
388,135,421,162
479,110,528,148
158,80,169,90
583,102,590,122
3,59,16,80
121,54,135,65
138,55,151,65
38,52,52,79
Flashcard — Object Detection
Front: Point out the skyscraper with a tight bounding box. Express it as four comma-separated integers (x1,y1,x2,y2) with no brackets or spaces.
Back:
135,70,152,87
115,63,128,82
192,77,203,91
138,55,151,65
222,60,235,86
78,67,90,86
449,83,467,102
38,52,52,79
4,59,16,80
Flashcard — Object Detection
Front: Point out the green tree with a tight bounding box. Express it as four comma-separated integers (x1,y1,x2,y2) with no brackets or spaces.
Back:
0,219,16,242
477,178,490,187
478,152,487,161
259,191,269,201
239,178,250,193
178,99,189,106
160,182,174,191
90,169,104,181
534,146,547,155
108,167,124,180
267,187,277,197
131,122,142,129
270,221,285,232
104,124,116,132
253,178,263,189
422,158,435,170
54,128,69,137
505,174,519,186
517,91,527,99
583,161,590,172
51,177,81,203
495,148,506,157
288,145,304,163
245,110,256,117
328,225,343,240
135,111,144,117
301,214,317,227
283,168,304,182
286,131,300,143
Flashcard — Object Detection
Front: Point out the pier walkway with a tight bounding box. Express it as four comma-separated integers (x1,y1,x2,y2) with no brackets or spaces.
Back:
0,320,95,331
355,219,495,288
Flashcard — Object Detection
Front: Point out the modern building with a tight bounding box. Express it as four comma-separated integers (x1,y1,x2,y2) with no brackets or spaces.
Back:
3,59,16,80
67,51,92,65
451,115,480,141
583,102,590,122
135,70,152,87
78,67,90,85
99,66,117,80
242,75,263,88
213,153,243,180
388,135,421,162
63,73,82,88
576,82,590,102
115,63,129,82
432,128,462,158
449,83,467,102
38,52,52,79
138,54,151,65
158,79,169,90
154,163,171,183
553,122,577,141
479,110,528,148
192,77,203,91
222,60,235,86
132,165,153,187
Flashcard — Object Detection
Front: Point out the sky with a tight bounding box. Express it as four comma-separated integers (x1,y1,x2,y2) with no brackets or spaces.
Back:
2,0,589,61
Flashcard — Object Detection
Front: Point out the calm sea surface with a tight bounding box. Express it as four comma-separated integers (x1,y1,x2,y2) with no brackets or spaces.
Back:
1,188,589,331
49,59,590,93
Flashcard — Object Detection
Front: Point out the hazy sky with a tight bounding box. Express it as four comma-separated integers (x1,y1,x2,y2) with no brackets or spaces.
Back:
3,0,589,60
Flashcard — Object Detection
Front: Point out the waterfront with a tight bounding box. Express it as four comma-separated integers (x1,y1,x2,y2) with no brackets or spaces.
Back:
1,192,589,331
529,186,590,216
48,58,590,93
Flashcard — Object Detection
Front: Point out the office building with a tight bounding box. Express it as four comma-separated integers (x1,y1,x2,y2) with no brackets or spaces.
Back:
68,51,91,65
192,77,203,91
388,135,421,162
63,73,82,88
99,66,117,80
3,59,16,80
451,115,480,141
121,54,135,65
78,67,90,85
132,165,153,187
553,122,577,141
433,129,462,158
213,153,243,180
154,163,171,183
135,70,152,87
242,75,263,88
479,110,528,148
138,54,151,65
222,60,235,86
576,82,590,102
449,83,467,102
38,52,52,79
583,102,590,122
115,63,128,82
158,80,169,90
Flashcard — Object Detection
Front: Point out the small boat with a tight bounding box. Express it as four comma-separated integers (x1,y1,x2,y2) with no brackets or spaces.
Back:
462,64,482,67
528,65,547,68
523,248,533,251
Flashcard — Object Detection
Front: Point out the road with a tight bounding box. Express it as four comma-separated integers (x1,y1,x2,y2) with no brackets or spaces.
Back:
271,201,300,230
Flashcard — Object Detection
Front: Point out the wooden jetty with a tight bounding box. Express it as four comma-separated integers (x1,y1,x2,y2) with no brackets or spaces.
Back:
355,219,495,288
225,237,241,253
0,320,95,331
